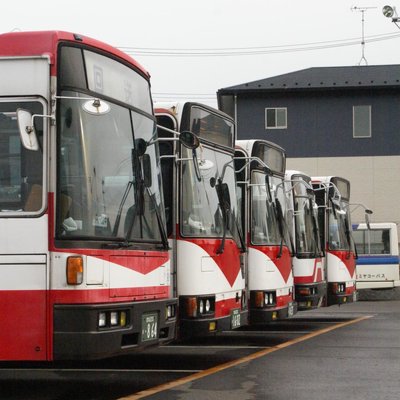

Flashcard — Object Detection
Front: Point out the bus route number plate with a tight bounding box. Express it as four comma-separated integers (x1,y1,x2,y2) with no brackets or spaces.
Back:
231,308,241,329
141,313,158,342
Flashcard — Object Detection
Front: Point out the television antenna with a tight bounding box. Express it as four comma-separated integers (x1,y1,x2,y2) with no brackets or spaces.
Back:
351,6,377,65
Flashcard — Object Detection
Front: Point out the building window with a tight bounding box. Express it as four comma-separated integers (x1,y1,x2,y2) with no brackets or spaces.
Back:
353,105,371,138
265,108,287,129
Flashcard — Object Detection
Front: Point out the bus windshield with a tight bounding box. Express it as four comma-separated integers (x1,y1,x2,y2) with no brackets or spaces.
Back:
181,145,239,241
250,171,280,245
293,182,320,256
0,101,44,214
56,91,164,243
328,202,351,251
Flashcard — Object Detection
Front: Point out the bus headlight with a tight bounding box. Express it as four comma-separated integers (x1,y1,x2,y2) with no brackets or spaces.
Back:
110,312,118,326
252,291,276,308
98,310,129,329
332,282,346,294
166,304,176,320
120,311,127,327
98,312,107,328
181,296,214,318
199,299,204,314
264,292,276,306
205,299,211,313
197,297,214,315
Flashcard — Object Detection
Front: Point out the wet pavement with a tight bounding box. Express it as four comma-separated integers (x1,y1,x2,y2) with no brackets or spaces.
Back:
1,298,399,400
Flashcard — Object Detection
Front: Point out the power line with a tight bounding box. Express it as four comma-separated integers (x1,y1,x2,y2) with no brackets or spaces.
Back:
118,32,400,57
118,32,397,51
153,93,216,99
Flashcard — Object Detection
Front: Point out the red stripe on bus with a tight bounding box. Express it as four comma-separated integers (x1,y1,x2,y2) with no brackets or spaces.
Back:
214,296,243,318
329,250,356,277
249,245,292,283
178,237,241,287
294,259,324,284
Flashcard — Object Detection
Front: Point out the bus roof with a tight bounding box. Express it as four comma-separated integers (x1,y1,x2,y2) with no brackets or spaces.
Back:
0,30,149,78
236,139,286,176
312,176,350,201
285,170,312,184
155,101,233,127
236,139,285,155
353,222,398,230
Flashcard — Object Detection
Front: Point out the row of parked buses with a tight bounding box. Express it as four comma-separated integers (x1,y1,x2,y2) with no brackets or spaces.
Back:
0,31,371,362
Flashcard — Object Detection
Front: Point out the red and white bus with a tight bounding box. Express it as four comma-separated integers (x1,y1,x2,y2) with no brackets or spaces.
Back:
155,102,247,338
285,171,326,309
0,31,177,361
235,140,296,323
312,176,357,305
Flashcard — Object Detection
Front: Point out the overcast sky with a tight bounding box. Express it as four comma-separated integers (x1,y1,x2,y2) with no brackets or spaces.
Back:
3,0,400,107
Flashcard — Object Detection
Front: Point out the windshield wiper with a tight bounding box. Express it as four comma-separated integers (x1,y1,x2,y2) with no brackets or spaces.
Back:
233,213,246,253
121,149,169,249
216,178,230,255
144,186,169,250
102,241,135,249
124,176,145,240
112,179,134,237
272,199,284,258
274,198,294,258
216,207,228,254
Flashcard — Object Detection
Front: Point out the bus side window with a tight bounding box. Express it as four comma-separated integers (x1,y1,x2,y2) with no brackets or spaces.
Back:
24,184,42,211
382,230,390,254
23,145,43,211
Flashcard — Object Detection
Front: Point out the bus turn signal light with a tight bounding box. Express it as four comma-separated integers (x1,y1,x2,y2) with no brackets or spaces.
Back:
66,256,83,285
254,291,264,308
298,288,311,296
185,297,197,318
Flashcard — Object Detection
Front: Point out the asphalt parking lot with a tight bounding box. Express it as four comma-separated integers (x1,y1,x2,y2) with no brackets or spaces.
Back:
128,297,400,400
1,291,399,400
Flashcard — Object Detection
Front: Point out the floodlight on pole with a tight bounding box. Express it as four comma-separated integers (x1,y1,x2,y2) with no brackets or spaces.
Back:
383,5,395,17
382,5,400,26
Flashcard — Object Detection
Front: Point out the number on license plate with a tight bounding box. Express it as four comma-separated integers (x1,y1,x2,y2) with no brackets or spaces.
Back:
231,309,241,329
141,313,158,342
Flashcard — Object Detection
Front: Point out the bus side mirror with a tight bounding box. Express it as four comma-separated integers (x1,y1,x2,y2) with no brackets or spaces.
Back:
216,182,231,209
265,173,273,202
142,154,152,188
180,131,200,150
135,138,148,157
16,108,39,151
365,208,373,230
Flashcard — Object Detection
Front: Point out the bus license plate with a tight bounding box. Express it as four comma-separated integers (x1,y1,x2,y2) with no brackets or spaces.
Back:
288,302,294,317
231,309,241,329
141,313,158,342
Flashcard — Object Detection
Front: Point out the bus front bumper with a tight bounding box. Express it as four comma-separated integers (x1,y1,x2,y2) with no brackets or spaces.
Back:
249,301,297,325
53,299,177,360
